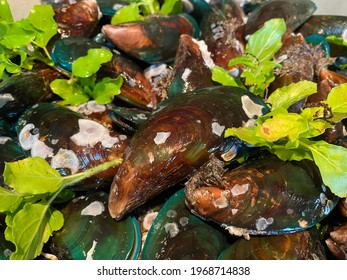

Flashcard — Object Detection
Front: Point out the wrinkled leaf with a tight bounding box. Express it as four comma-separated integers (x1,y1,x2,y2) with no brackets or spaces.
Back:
4,157,63,194
5,203,64,260
305,140,347,197
246,18,286,62
267,81,317,110
50,78,90,105
72,48,112,78
92,76,123,104
211,66,242,88
0,187,23,213
111,3,143,25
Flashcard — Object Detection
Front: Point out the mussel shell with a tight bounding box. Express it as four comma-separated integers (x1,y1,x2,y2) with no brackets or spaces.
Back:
141,188,229,260
54,0,101,38
101,13,200,63
0,66,62,118
108,86,269,220
50,192,141,260
50,36,104,73
16,102,129,184
218,228,327,260
245,0,316,36
185,155,339,236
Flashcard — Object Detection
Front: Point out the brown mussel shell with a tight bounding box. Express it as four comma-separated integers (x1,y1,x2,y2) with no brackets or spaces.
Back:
185,155,338,238
108,86,269,220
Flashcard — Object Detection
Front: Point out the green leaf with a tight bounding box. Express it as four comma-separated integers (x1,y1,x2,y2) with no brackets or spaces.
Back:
72,48,113,78
0,0,14,22
3,157,63,194
92,76,123,104
326,35,347,47
160,0,183,15
27,4,57,48
246,18,286,62
5,203,64,260
267,81,317,110
256,110,309,142
211,66,243,88
50,78,90,105
0,187,24,213
326,83,347,112
111,3,143,25
304,140,347,197
0,22,35,48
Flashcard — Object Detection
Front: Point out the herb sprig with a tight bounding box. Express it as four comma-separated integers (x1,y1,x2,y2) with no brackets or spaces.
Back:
50,48,123,105
111,0,183,25
0,156,122,260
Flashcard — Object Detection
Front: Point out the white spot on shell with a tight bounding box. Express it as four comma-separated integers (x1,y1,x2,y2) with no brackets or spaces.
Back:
154,132,171,145
181,68,192,81
255,217,274,231
298,219,308,228
241,95,264,118
179,217,189,227
230,183,249,197
86,240,97,260
0,93,15,108
166,210,177,218
0,137,11,144
211,122,225,136
320,193,327,206
164,222,179,238
231,209,238,215
50,149,80,174
18,123,39,150
70,119,119,148
213,193,229,209
148,152,155,163
143,212,158,231
31,140,54,158
191,38,215,69
81,201,105,216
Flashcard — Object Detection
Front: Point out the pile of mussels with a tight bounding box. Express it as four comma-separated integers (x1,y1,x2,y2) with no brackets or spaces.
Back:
1,0,347,260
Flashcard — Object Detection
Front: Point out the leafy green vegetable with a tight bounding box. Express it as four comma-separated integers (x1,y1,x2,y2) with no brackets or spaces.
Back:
0,156,123,260
111,0,183,25
0,1,57,78
50,48,123,105
212,18,286,97
225,82,347,197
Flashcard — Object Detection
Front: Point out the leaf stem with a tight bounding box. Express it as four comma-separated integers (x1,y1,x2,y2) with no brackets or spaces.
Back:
61,157,123,188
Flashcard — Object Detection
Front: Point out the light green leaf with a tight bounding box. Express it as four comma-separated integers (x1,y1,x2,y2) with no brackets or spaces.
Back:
0,0,14,22
256,112,309,142
0,22,35,48
50,78,90,105
267,80,317,110
72,48,112,78
160,0,183,15
326,83,347,114
5,203,64,260
92,76,123,104
111,3,143,25
0,187,23,213
305,140,347,197
27,4,57,48
246,18,286,62
3,157,63,194
211,66,242,87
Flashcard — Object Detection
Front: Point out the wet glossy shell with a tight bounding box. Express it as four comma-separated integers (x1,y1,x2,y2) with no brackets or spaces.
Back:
141,188,229,260
218,228,327,260
108,86,269,220
16,102,129,184
51,192,141,260
102,13,200,63
0,66,61,118
245,0,316,36
54,0,101,38
185,155,339,237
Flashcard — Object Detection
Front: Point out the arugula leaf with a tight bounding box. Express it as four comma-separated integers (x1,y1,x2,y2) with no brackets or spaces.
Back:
267,81,317,110
0,0,13,22
1,156,123,259
211,65,243,87
72,48,113,78
302,140,347,197
91,76,123,104
110,0,183,25
5,203,64,260
4,157,63,194
246,18,286,62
